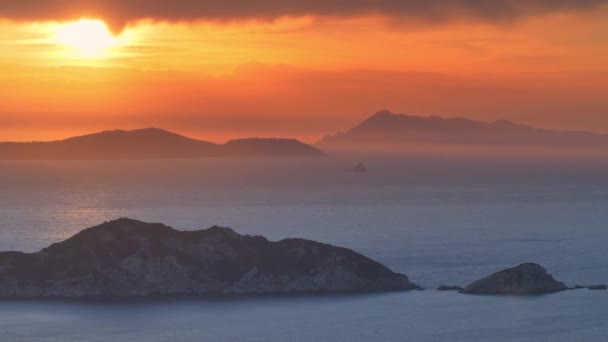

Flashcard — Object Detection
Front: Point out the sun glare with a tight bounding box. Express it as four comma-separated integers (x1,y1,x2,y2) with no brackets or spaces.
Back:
54,19,118,58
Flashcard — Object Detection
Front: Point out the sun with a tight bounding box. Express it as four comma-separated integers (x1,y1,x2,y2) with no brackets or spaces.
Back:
54,19,118,58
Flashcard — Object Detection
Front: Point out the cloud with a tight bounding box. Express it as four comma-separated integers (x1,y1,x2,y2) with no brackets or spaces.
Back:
0,0,606,32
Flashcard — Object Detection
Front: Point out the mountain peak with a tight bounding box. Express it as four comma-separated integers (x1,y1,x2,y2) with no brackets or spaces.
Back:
130,127,174,134
69,127,188,140
372,110,395,118
318,110,608,149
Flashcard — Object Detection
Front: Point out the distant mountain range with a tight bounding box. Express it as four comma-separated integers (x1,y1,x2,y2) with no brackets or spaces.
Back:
4,112,608,159
318,110,608,149
0,128,324,159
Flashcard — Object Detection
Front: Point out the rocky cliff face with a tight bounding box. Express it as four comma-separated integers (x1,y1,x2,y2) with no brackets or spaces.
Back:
0,219,418,298
462,263,567,295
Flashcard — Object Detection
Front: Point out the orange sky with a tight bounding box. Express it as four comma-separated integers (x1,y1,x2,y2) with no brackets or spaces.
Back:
1,2,608,143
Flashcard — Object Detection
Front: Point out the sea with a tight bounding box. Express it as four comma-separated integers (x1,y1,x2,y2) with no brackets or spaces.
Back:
0,154,606,341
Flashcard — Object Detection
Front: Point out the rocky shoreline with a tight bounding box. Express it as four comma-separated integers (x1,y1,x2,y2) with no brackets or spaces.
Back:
0,219,604,299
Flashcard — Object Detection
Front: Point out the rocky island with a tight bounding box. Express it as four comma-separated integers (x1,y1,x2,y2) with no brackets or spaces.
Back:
0,128,325,159
317,110,608,150
0,218,418,298
462,263,568,295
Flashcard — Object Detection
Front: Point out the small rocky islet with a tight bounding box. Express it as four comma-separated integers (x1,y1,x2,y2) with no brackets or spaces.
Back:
0,219,604,299
461,263,568,295
445,263,606,295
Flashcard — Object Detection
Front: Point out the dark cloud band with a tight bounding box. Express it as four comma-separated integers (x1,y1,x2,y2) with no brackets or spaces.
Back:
1,0,606,31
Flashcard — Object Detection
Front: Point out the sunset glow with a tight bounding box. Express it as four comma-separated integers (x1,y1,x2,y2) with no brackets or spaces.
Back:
0,2,607,142
53,19,119,58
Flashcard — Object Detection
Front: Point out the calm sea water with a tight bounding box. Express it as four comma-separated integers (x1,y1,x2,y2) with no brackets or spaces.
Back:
0,155,607,341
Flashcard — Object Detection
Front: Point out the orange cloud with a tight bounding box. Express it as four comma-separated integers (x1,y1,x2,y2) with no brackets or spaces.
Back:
0,0,607,32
